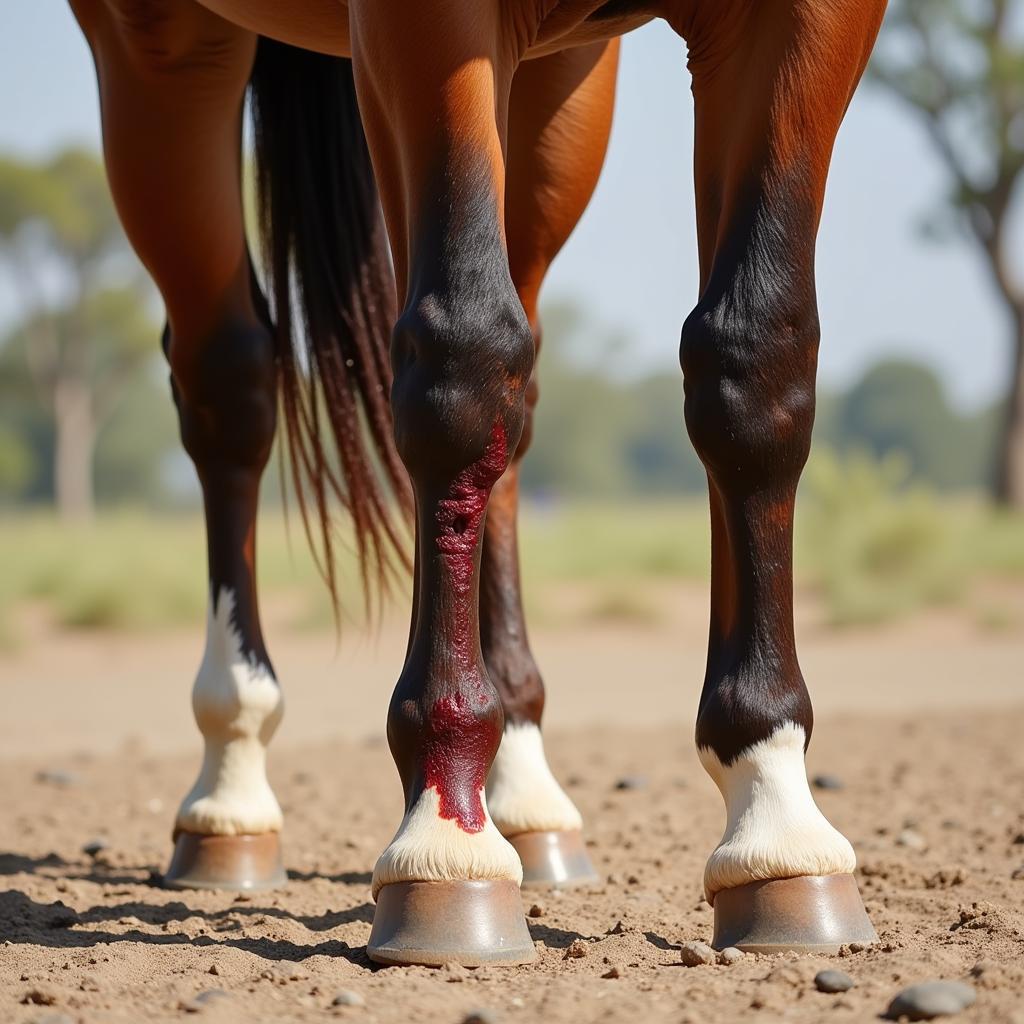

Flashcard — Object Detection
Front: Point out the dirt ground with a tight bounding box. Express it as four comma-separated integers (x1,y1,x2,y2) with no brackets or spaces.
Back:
2,583,1023,1023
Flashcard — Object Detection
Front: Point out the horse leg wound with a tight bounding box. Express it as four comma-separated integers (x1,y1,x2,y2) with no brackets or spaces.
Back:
71,0,285,889
351,0,538,965
676,0,886,950
481,43,618,887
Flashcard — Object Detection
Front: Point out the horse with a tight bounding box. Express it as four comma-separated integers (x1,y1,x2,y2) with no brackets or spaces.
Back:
66,0,888,967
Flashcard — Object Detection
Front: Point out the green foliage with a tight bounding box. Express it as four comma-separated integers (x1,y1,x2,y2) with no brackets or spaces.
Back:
0,147,174,511
798,449,966,624
522,299,708,498
518,500,709,582
869,0,1024,505
1,481,1021,640
0,426,35,499
815,360,998,491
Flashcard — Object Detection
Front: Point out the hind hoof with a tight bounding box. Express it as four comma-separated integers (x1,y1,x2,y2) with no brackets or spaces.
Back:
712,874,877,953
164,831,287,892
509,830,599,888
367,879,537,967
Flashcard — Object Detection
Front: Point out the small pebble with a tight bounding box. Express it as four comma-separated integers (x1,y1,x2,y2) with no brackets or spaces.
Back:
812,773,844,791
1011,866,1024,881
815,969,855,993
602,966,622,979
207,964,219,976
461,1012,497,1024
34,770,77,787
331,990,365,1007
614,775,647,791
527,904,545,918
897,829,928,852
21,990,57,1006
884,980,976,1021
606,920,627,935
563,939,588,960
443,962,467,983
82,839,108,858
718,947,744,966
1011,832,1024,845
679,941,716,967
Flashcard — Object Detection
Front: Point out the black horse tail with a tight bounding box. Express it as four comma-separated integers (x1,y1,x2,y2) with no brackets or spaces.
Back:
248,37,411,612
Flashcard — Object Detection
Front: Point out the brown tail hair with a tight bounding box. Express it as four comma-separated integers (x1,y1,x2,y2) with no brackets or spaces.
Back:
248,37,411,612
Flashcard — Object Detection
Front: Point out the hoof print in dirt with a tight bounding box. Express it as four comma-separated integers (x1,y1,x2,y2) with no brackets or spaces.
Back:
884,980,976,1021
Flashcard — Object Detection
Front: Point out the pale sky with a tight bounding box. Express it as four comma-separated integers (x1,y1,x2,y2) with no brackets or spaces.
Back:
1,2,1017,411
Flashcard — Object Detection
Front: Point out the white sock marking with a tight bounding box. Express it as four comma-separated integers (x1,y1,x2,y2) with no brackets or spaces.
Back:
372,786,523,899
175,587,284,836
486,722,583,836
699,722,856,902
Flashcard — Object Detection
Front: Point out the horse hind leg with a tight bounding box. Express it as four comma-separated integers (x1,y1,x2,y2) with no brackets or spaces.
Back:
676,0,886,950
71,0,286,890
481,41,619,888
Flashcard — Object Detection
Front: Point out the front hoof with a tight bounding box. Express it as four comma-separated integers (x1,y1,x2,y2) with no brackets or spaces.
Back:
164,831,287,892
508,830,599,888
712,874,877,953
367,879,536,967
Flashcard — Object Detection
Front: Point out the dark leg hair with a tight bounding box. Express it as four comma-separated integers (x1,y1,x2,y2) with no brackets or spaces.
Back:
71,0,285,889
481,42,618,885
673,0,886,948
351,0,541,966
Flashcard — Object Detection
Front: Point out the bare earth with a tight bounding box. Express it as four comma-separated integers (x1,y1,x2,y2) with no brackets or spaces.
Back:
2,583,1023,1023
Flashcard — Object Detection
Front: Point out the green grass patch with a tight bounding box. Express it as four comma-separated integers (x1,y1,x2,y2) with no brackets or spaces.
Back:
0,457,1021,638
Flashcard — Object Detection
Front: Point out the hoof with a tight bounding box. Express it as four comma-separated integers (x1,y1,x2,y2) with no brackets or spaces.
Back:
509,830,599,888
712,874,877,953
164,831,287,892
367,879,537,967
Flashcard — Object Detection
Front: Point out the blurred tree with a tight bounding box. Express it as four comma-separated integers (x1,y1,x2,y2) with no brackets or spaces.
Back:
817,360,997,490
0,423,35,499
870,0,1024,505
0,149,159,518
524,299,704,497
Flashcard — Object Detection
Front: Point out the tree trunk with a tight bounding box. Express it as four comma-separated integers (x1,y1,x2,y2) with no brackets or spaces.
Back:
994,304,1024,508
53,373,96,521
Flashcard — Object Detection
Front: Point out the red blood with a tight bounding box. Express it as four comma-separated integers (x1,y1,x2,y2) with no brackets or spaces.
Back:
421,689,500,832
435,420,509,665
417,421,509,832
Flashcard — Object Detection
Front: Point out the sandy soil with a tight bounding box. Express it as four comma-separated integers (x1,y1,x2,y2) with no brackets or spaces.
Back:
2,585,1023,1023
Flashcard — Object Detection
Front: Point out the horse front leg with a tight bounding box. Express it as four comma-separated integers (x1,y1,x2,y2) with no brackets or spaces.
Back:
481,42,619,888
673,0,886,950
351,0,536,966
70,0,286,890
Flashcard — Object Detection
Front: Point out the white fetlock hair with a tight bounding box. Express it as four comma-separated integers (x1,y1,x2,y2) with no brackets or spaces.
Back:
699,721,856,903
486,722,583,837
372,787,523,899
175,587,284,836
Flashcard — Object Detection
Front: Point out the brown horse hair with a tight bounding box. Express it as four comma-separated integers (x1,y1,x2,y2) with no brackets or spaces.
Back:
248,37,413,617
